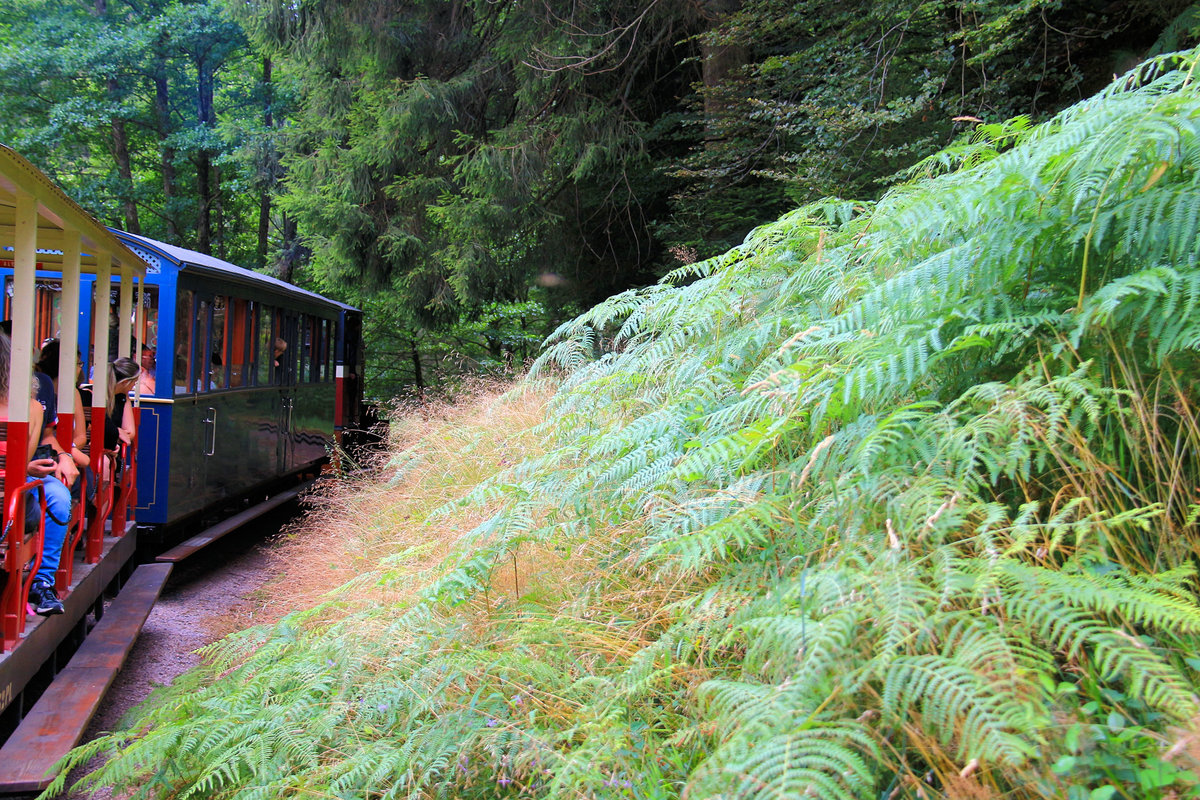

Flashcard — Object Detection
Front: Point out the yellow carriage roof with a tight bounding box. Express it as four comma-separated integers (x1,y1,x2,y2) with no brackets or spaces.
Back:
0,145,146,276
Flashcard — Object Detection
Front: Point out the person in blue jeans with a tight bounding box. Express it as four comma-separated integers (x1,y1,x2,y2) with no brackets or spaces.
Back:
0,328,69,616
27,356,76,616
26,459,70,616
25,369,72,617
0,324,76,616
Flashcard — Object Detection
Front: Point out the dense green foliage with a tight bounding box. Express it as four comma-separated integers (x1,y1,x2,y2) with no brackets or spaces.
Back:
0,0,273,263
671,0,1195,248
225,0,707,392
238,0,1200,393
48,51,1200,799
5,0,1191,395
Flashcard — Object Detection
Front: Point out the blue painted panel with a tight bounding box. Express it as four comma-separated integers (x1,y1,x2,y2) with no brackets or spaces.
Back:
76,274,94,378
110,231,182,526
133,401,173,524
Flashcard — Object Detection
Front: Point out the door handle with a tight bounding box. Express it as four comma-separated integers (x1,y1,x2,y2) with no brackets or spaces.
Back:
203,407,217,456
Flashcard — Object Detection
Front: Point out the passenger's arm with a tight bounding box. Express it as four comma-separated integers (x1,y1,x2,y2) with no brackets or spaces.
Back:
39,406,78,486
26,401,55,478
71,392,89,468
118,399,136,445
51,441,78,485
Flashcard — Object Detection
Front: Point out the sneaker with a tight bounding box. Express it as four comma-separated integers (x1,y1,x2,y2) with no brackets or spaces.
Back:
29,582,64,616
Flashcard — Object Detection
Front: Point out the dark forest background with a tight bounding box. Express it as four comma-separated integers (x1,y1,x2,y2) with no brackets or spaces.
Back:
2,0,1196,398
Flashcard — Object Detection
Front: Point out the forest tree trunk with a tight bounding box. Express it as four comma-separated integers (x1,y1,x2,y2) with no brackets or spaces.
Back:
276,213,305,282
110,105,140,234
214,164,224,260
196,151,212,254
153,65,180,240
97,0,139,233
257,57,274,269
196,59,216,254
701,0,744,141
410,338,424,390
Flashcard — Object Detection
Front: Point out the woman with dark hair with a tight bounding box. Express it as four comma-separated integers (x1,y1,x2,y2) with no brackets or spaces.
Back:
106,357,140,450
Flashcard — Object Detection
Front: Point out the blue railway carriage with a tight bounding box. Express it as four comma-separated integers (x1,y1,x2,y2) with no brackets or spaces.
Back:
2,229,363,539
0,146,364,790
110,232,364,535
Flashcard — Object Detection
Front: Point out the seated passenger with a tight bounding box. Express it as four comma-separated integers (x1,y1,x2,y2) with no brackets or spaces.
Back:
272,338,288,383
208,352,223,390
0,331,67,616
138,345,156,396
105,358,141,452
36,340,92,509
34,340,89,475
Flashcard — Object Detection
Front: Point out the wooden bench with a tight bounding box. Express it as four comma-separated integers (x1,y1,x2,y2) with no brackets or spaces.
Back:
0,562,172,793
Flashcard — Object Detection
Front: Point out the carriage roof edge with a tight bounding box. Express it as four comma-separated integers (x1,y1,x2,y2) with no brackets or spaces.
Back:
110,230,359,313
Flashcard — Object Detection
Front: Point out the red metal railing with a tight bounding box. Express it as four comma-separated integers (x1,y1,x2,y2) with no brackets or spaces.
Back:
53,482,86,595
1,480,45,652
112,431,136,535
84,450,118,565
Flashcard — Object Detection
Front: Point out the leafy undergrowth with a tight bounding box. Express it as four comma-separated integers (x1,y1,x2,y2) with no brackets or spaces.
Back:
48,52,1200,800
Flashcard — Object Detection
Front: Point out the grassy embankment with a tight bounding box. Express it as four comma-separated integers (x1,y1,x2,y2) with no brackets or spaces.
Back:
49,50,1200,800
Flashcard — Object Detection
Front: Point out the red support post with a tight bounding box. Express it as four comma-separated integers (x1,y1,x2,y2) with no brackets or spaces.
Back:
85,406,108,563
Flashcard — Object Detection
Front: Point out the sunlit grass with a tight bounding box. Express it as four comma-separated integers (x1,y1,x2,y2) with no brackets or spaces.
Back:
259,379,558,622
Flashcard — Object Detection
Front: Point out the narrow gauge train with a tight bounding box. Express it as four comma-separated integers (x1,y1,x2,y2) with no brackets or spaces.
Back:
0,145,364,793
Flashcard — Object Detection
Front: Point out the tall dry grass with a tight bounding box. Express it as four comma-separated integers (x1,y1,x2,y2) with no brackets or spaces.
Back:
256,379,555,624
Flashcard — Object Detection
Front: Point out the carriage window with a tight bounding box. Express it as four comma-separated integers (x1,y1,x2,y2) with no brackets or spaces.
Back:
137,286,159,390
311,317,322,382
315,319,325,381
329,319,336,381
322,318,332,381
4,278,64,346
226,297,250,388
175,290,194,394
282,316,297,384
298,316,308,383
193,297,211,391
299,315,312,383
256,305,273,386
203,297,226,391
234,299,253,387
138,287,159,353
270,311,293,385
312,317,322,382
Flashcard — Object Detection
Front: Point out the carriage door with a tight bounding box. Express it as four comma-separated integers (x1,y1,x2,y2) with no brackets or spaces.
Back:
276,312,300,474
192,292,218,501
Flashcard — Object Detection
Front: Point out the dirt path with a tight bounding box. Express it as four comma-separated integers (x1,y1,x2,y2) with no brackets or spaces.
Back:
60,514,290,799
